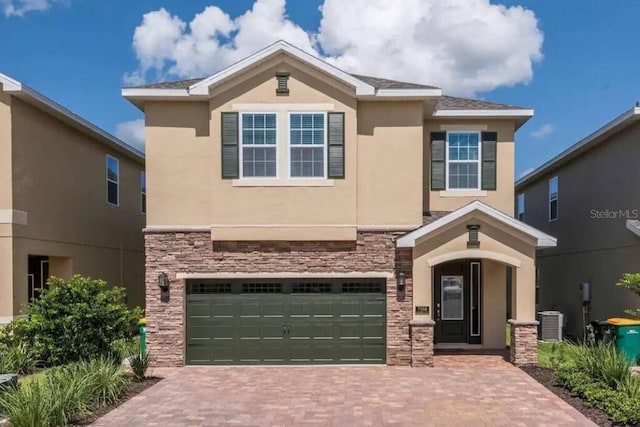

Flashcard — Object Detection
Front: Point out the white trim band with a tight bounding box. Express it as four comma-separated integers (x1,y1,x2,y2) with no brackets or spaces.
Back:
433,109,534,118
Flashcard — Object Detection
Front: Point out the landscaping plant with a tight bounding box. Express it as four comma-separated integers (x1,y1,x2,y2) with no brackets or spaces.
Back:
5,275,142,366
616,272,640,318
129,352,152,382
0,342,38,375
554,343,640,425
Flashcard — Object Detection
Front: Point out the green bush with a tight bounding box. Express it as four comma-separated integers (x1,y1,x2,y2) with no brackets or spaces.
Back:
111,337,140,362
0,357,130,426
554,344,640,424
6,275,142,366
129,352,151,382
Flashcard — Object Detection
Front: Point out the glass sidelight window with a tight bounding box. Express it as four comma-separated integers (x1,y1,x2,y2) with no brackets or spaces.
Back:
470,263,481,337
441,275,464,320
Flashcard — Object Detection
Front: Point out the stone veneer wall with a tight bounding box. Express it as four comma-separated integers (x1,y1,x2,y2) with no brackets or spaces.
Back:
145,231,413,367
508,320,539,366
409,319,435,367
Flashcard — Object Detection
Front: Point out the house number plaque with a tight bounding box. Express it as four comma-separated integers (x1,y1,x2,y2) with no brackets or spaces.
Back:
415,306,430,315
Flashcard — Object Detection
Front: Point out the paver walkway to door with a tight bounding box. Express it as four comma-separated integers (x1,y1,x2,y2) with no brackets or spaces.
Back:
92,353,595,426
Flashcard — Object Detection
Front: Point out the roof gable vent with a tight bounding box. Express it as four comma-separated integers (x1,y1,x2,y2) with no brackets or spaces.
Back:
275,72,290,95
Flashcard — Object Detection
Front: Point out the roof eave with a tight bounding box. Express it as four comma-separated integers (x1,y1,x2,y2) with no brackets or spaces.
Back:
5,81,144,163
433,109,534,130
516,107,640,189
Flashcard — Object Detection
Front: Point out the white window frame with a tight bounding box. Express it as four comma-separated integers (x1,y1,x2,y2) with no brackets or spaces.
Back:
140,171,146,215
517,193,525,221
549,176,558,222
445,131,482,191
239,112,279,179
287,112,328,179
106,155,119,206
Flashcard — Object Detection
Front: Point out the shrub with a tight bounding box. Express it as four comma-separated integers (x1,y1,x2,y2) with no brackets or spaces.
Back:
129,352,152,382
616,272,640,318
0,357,130,426
567,343,631,388
0,342,38,375
111,337,140,362
8,275,142,366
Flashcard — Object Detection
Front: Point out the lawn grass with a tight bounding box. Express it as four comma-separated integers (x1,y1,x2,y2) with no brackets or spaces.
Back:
506,322,570,368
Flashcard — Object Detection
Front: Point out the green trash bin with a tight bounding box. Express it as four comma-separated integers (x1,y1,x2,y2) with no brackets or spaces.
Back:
138,317,147,356
607,318,640,365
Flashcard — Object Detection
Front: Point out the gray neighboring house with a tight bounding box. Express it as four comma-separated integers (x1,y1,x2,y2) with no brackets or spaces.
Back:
515,105,640,339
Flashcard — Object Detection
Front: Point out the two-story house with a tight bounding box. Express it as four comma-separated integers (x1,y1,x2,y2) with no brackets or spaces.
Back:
1,73,146,323
516,105,640,339
123,41,555,367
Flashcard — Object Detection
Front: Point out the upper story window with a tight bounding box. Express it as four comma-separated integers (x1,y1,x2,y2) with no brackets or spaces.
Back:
106,155,119,206
289,113,326,178
447,132,480,190
549,176,558,221
140,171,146,214
240,113,277,178
517,193,525,221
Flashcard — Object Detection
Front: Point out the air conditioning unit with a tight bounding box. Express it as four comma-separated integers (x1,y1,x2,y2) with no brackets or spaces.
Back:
538,311,564,342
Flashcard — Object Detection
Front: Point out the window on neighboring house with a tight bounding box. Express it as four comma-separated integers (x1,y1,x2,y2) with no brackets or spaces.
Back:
140,171,146,214
517,193,525,221
549,176,558,221
447,132,480,189
240,113,277,178
106,155,119,206
289,113,326,178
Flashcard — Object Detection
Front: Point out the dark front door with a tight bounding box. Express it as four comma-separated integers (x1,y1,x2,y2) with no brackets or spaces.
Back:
434,261,469,343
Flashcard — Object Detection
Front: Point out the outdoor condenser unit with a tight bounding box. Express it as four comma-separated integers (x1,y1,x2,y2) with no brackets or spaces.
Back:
538,311,564,341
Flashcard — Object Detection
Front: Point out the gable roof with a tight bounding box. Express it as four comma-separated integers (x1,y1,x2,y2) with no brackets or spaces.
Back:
1,73,144,163
396,200,557,248
516,106,640,189
123,40,442,103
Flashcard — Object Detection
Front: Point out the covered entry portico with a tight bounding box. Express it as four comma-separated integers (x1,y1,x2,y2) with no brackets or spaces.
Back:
397,201,556,367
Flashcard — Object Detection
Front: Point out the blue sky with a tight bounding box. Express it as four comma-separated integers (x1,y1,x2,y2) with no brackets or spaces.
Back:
1,0,639,178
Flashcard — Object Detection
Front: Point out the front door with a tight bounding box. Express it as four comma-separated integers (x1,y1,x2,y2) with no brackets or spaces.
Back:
434,260,482,344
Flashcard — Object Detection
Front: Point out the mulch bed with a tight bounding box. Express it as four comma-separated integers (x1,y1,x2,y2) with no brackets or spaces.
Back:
72,377,162,426
522,366,613,427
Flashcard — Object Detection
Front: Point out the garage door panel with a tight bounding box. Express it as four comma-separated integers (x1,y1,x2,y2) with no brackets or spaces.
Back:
186,279,386,365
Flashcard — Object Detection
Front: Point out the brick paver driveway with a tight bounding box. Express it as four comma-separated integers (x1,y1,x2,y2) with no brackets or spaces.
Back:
93,353,595,426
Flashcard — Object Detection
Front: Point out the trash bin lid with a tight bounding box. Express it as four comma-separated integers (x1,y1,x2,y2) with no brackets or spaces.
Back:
607,317,640,326
138,317,147,326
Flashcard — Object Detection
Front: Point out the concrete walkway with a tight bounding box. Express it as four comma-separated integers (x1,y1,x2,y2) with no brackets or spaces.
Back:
92,354,596,426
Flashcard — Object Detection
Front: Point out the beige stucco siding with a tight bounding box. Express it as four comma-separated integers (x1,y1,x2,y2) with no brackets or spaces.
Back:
482,259,507,348
5,97,145,316
424,120,516,215
357,101,424,227
0,90,11,211
146,57,359,229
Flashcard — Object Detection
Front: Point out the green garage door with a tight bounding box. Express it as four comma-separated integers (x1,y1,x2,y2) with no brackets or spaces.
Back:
186,279,386,365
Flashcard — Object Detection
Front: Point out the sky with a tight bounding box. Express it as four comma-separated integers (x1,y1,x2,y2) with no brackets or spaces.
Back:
1,0,639,178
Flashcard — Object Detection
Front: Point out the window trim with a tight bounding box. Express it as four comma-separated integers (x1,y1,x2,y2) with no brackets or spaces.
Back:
287,111,328,179
517,193,525,221
549,176,558,222
445,131,482,191
140,171,146,215
238,112,279,179
106,155,119,207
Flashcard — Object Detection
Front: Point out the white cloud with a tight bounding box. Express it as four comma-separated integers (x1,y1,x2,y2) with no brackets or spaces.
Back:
530,123,555,139
519,167,534,179
126,0,543,96
115,119,145,152
2,0,61,17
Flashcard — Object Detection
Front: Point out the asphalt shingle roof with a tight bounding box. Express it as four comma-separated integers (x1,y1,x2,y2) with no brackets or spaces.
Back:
126,78,206,90
435,95,527,111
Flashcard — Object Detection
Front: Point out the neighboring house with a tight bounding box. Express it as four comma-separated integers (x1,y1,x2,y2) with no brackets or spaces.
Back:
0,73,146,323
123,41,555,368
516,105,640,339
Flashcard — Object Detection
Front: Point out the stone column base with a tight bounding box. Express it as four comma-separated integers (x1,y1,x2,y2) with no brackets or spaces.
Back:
410,319,435,367
508,319,539,367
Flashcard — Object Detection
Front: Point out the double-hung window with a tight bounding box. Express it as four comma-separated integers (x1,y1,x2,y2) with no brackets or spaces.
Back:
549,176,558,221
241,113,277,178
106,155,119,206
289,113,326,178
447,132,480,189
